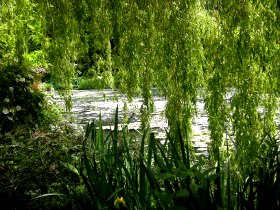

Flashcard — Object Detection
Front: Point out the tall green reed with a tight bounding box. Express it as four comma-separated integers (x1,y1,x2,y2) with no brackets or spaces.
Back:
79,106,152,209
59,108,280,209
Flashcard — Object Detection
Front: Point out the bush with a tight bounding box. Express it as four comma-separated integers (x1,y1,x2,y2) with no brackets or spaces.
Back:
0,64,47,133
78,78,95,89
41,82,54,91
78,71,114,90
0,124,84,209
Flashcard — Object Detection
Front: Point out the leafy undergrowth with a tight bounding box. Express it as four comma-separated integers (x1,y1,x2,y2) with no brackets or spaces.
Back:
0,124,84,209
1,108,280,209
60,108,280,209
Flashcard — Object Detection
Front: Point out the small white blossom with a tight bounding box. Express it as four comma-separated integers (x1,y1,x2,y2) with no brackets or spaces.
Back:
7,116,13,121
16,106,21,111
9,87,14,92
2,108,9,115
4,98,10,103
19,77,25,82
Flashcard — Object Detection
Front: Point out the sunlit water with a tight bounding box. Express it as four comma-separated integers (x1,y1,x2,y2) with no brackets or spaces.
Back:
48,89,280,157
48,89,210,156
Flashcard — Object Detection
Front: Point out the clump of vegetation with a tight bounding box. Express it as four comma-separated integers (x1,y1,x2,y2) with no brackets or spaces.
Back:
0,106,280,209
1,0,280,209
41,82,54,91
0,64,62,133
0,64,44,133
54,110,280,209
0,123,84,209
78,70,114,90
0,64,79,209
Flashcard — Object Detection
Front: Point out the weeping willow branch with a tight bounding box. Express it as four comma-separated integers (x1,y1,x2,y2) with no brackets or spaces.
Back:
1,0,280,168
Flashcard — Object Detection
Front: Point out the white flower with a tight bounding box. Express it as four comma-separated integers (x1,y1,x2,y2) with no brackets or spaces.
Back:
19,77,25,82
4,98,10,103
9,87,14,92
16,106,21,111
7,116,13,121
2,108,9,115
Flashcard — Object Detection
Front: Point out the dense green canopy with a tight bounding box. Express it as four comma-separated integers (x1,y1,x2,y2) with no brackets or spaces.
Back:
1,0,280,166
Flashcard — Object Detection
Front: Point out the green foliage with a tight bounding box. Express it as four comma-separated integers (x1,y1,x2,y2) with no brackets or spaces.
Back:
78,108,147,209
1,108,280,209
0,0,48,68
0,64,62,133
0,64,45,132
2,1,280,160
57,109,280,209
41,82,54,91
78,71,115,89
0,124,84,209
1,1,280,208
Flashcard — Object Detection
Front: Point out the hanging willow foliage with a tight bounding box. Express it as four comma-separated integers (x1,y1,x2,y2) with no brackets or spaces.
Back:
1,0,280,171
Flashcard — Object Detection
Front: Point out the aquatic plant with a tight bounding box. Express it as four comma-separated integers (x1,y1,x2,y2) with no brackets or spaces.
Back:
59,109,280,209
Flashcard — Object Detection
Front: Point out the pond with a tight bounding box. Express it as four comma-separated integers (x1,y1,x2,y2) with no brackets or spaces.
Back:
49,89,210,156
49,89,280,156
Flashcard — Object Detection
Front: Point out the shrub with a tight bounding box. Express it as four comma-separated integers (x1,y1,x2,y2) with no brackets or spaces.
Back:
0,124,84,209
41,82,54,91
78,71,115,90
78,78,95,89
0,64,47,133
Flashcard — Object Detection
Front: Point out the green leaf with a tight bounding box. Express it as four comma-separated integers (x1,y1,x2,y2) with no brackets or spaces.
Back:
60,161,79,176
175,189,189,198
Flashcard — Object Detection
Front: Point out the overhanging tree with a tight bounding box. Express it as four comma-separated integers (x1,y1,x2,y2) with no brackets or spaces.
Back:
1,0,280,172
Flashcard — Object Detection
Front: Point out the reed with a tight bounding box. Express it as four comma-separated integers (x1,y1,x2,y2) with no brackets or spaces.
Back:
59,108,280,209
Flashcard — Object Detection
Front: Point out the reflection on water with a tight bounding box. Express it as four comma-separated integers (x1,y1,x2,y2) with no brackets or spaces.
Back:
48,89,280,157
48,89,223,156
